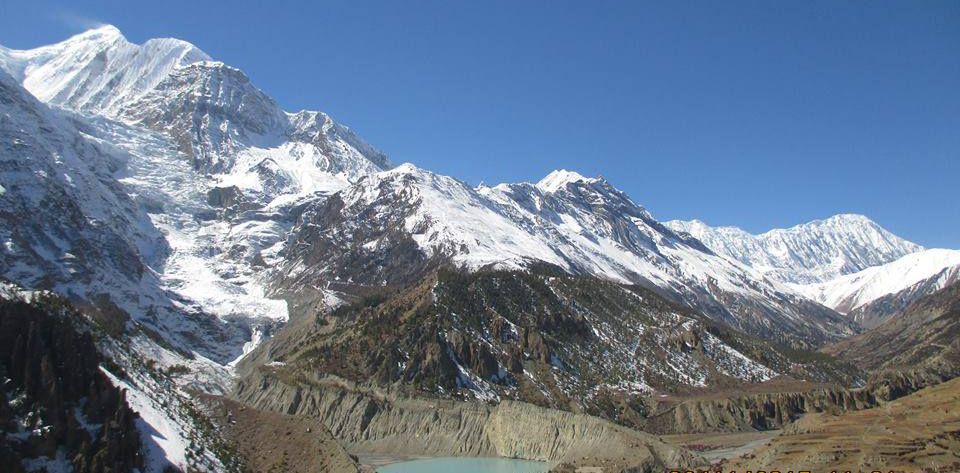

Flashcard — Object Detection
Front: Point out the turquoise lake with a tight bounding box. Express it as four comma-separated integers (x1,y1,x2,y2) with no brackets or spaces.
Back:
377,457,551,473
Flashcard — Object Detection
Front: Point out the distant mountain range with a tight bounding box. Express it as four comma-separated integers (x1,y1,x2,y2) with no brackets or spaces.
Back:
665,214,923,285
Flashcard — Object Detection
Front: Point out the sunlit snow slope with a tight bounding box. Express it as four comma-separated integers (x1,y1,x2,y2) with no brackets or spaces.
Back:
795,248,960,315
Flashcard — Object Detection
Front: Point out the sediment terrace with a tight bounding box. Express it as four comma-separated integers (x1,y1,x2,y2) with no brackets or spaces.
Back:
232,368,704,472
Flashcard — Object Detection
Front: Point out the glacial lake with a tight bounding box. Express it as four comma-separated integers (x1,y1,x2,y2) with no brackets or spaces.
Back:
377,457,551,473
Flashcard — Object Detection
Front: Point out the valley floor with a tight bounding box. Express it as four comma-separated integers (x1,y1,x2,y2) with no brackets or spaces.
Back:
661,430,781,463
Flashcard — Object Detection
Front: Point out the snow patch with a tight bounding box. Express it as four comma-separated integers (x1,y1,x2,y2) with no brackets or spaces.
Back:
536,169,597,193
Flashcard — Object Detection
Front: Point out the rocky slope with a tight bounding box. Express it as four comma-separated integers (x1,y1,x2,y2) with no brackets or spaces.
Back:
0,294,143,473
825,280,960,373
641,281,960,436
666,214,922,285
0,68,159,310
245,266,859,422
634,359,960,436
201,397,359,473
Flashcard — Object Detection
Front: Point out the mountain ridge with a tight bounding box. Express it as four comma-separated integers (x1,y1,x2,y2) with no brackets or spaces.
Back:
278,162,855,348
666,214,923,285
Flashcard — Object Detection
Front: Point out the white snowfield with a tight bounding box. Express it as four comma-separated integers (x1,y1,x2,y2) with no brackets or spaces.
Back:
793,248,960,313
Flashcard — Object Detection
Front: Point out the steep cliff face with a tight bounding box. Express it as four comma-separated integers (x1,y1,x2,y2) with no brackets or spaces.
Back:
638,363,958,435
641,387,877,435
232,369,704,472
0,296,143,473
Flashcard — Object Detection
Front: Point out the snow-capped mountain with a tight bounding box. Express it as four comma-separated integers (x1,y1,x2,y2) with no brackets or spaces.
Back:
0,26,390,366
0,25,388,205
794,249,960,327
0,26,395,472
280,166,853,347
0,25,210,116
666,214,923,285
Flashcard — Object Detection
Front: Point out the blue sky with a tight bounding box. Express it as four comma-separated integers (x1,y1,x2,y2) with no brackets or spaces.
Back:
1,0,958,247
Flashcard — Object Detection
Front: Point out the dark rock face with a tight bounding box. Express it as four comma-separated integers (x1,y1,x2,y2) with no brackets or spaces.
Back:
123,62,288,173
0,297,143,473
206,185,244,208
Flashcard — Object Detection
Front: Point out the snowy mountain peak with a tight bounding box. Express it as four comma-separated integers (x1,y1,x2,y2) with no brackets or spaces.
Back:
667,214,923,285
67,23,124,42
0,25,211,115
386,162,426,176
774,213,883,237
821,213,873,224
2,25,389,210
536,169,599,193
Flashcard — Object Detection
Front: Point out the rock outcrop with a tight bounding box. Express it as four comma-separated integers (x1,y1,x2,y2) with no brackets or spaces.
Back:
0,296,143,473
641,386,877,434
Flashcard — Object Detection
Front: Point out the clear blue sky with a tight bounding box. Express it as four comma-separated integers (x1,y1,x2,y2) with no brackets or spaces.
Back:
2,1,958,247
